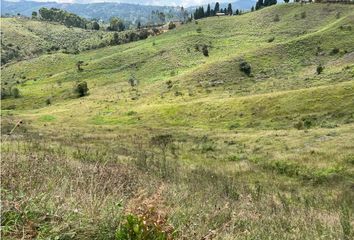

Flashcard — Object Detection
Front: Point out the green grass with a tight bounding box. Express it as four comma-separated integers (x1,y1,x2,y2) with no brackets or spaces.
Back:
1,3,354,240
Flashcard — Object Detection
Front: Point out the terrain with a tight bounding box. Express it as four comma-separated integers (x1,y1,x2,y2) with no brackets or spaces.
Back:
1,3,354,239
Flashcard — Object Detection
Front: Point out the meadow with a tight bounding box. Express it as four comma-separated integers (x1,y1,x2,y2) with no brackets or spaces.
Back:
1,3,354,239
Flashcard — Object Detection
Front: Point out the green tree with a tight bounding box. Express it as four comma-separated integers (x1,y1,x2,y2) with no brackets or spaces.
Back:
92,21,100,30
227,3,233,15
32,11,38,19
206,4,211,17
108,17,125,32
214,2,220,14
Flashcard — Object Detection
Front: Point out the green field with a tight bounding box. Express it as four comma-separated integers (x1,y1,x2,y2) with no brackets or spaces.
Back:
1,3,354,239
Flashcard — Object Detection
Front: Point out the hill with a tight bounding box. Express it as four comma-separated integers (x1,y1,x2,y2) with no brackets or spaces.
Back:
0,17,157,64
1,3,354,239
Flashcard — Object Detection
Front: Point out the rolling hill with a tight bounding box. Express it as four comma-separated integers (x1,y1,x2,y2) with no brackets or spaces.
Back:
1,3,354,239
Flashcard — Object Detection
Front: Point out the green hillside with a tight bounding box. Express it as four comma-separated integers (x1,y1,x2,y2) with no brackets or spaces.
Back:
1,3,354,240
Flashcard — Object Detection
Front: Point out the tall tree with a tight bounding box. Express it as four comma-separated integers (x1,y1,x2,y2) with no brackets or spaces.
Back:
214,2,220,14
206,4,211,17
227,3,233,15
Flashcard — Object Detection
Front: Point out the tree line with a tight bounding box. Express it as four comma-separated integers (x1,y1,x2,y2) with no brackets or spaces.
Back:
193,1,278,20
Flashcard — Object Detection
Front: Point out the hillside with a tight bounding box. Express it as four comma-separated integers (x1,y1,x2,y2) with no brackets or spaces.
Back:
0,17,157,64
1,3,354,240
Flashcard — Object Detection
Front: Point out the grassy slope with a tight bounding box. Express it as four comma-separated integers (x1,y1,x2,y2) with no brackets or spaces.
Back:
1,3,354,239
0,18,117,64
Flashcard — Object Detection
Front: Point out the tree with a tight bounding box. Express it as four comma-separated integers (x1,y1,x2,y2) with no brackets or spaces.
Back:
316,64,324,75
150,134,173,177
227,3,233,15
206,4,211,17
284,0,290,3
251,6,255,12
92,21,100,30
137,21,141,29
32,11,37,19
108,17,125,32
255,0,264,10
235,9,240,15
74,81,89,97
214,2,220,14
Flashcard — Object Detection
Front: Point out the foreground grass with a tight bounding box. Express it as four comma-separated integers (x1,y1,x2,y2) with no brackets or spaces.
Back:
1,3,354,239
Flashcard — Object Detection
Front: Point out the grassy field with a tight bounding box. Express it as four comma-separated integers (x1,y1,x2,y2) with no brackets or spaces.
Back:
1,3,354,239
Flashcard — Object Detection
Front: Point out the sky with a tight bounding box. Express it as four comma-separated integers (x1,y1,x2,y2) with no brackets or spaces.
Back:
15,0,236,7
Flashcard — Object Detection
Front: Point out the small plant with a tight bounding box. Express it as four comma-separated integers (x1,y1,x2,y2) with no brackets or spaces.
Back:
273,14,280,22
239,60,251,76
336,12,341,19
11,87,20,98
202,45,209,57
76,60,84,71
316,64,324,75
74,81,89,97
196,27,202,33
267,36,275,43
116,214,168,240
294,120,304,130
330,48,340,55
45,97,52,105
300,11,306,19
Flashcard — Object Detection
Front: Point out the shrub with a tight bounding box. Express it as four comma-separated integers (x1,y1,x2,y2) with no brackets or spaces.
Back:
45,97,52,105
168,22,176,30
316,64,324,75
273,14,280,22
330,48,340,55
294,121,304,130
267,37,275,43
11,87,20,98
116,214,169,240
300,11,306,19
239,60,251,76
196,27,202,33
74,81,89,97
202,45,209,57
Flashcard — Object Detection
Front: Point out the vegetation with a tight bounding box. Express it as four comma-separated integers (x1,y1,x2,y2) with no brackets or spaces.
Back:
1,3,354,239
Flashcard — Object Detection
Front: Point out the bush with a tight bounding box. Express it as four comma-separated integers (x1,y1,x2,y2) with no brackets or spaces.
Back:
316,64,324,75
168,22,176,30
11,87,20,98
267,36,275,43
202,45,209,57
74,81,89,97
196,27,202,33
273,14,280,22
301,11,306,19
330,48,340,55
239,60,251,76
116,214,169,240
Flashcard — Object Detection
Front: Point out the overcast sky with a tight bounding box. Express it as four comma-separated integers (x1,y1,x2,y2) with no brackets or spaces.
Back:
19,0,235,7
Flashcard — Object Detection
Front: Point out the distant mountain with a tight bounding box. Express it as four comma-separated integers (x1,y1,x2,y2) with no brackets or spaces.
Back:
0,0,189,23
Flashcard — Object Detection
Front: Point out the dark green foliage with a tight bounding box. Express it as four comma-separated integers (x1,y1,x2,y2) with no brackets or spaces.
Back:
239,60,252,76
284,0,290,2
137,21,141,29
202,45,209,57
214,2,220,14
251,6,255,12
115,214,168,240
74,81,89,97
168,22,176,30
92,21,100,30
206,4,211,17
268,36,275,42
11,87,20,98
227,3,233,15
76,61,84,71
330,48,340,55
274,14,280,22
194,6,205,20
32,11,37,19
107,17,125,32
301,11,306,19
316,64,324,75
39,8,88,29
